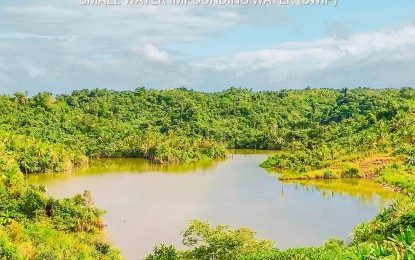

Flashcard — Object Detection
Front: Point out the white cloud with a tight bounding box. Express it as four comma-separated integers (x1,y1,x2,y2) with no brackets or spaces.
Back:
189,22,415,90
27,67,48,78
0,2,246,93
139,44,171,65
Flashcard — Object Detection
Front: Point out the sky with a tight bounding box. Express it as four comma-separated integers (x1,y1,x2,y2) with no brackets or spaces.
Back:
0,0,415,94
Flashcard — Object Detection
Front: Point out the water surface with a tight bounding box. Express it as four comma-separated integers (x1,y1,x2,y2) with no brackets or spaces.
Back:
28,150,398,259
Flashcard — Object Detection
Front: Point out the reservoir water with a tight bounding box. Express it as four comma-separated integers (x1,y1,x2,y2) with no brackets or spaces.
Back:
27,150,398,259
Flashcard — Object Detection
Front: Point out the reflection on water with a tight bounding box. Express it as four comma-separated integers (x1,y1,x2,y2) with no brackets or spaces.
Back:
280,179,398,206
28,157,226,182
27,150,399,259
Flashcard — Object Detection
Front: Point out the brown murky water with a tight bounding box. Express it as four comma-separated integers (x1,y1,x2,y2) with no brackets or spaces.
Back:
28,150,399,259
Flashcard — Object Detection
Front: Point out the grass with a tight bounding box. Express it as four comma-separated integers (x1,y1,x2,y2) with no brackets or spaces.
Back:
266,154,397,180
376,162,415,194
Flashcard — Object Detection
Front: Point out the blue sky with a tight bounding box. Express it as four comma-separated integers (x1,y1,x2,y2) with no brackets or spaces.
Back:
165,1,415,57
0,0,415,94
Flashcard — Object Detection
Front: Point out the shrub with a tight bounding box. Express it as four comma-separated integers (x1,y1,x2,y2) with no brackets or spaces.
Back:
323,170,334,179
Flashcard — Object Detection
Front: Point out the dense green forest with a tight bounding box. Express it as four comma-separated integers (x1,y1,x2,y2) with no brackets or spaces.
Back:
2,87,415,258
3,87,415,173
3,87,415,191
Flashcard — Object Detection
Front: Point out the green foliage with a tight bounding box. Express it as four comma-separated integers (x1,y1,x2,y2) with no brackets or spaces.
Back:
256,87,415,187
180,220,274,260
341,167,360,178
0,159,121,258
348,225,415,259
145,245,179,260
241,247,348,260
145,220,274,260
323,170,334,179
377,162,415,193
352,196,415,248
0,228,20,260
324,238,345,251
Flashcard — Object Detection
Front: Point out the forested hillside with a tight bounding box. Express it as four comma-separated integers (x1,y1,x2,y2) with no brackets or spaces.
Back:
2,87,415,175
2,86,415,259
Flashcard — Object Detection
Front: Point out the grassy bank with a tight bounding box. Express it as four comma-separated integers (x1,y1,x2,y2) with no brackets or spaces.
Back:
262,153,395,179
261,151,415,194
